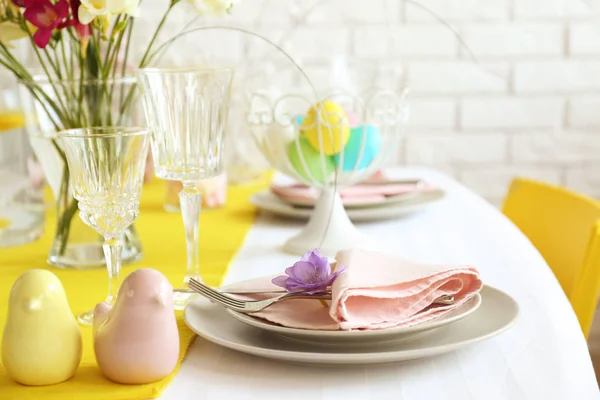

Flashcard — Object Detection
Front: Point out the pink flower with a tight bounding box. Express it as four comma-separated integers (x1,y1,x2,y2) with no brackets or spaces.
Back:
67,0,90,42
11,0,26,7
23,0,69,48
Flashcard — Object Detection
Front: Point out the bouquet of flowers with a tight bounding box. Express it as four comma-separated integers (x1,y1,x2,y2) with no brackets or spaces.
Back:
0,0,235,265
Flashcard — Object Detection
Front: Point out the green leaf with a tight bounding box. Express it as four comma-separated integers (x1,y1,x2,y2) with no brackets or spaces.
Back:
85,41,99,80
113,20,128,36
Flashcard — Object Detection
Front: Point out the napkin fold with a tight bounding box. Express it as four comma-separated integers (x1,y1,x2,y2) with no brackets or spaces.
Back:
225,249,482,331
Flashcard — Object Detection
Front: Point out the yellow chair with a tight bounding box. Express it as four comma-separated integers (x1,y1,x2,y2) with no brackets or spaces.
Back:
503,178,600,338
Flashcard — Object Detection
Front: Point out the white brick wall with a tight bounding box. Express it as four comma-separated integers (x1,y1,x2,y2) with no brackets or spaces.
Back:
566,164,600,197
408,62,509,94
410,99,456,128
514,0,600,19
306,0,400,24
2,0,600,204
406,133,507,164
511,132,600,163
569,96,600,127
405,0,510,21
514,61,600,93
354,26,457,58
461,98,564,129
460,24,564,57
570,23,600,55
461,165,563,202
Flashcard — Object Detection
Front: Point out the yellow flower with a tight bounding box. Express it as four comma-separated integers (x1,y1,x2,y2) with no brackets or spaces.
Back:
0,111,25,132
187,0,235,16
0,21,28,48
78,0,140,25
1,0,20,17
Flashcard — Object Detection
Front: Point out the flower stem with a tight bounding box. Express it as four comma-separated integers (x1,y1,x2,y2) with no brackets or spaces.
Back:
56,198,79,257
106,16,129,127
103,14,122,74
0,44,71,133
28,36,74,126
113,5,174,127
77,46,89,127
139,3,174,68
116,19,134,126
319,299,329,308
60,37,77,102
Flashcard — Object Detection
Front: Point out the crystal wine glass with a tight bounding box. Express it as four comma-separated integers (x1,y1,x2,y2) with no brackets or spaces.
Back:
137,67,234,310
58,127,150,325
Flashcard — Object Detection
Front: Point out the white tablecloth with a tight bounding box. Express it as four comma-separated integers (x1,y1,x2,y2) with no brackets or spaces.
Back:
161,168,600,400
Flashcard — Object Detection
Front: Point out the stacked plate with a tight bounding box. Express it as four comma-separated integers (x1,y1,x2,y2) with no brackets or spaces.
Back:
184,285,519,365
250,174,446,222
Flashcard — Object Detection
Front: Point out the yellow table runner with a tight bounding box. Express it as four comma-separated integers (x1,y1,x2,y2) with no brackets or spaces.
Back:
0,177,268,399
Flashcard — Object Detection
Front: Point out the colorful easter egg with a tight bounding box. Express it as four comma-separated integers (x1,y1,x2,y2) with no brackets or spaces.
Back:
287,136,335,183
300,101,350,155
335,125,382,171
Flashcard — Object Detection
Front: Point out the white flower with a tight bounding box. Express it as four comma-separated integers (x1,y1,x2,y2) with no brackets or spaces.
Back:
187,0,236,16
0,21,28,48
79,0,140,25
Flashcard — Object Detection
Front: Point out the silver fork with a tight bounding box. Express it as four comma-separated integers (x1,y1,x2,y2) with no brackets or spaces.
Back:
188,278,331,313
188,278,455,314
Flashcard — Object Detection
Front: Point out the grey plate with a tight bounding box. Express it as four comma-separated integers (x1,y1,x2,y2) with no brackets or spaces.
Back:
224,293,481,347
250,190,446,222
184,285,519,365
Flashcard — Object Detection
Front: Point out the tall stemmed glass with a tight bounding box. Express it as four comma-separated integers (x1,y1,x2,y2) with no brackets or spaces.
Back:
58,127,150,325
137,67,234,309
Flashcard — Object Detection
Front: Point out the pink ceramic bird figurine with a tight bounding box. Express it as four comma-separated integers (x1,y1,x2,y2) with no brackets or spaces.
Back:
93,269,179,384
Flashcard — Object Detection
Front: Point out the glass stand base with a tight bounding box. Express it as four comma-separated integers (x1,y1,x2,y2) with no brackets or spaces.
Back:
173,289,198,310
77,309,94,326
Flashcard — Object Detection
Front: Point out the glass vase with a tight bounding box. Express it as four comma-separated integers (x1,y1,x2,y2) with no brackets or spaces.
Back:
0,87,45,247
19,76,145,269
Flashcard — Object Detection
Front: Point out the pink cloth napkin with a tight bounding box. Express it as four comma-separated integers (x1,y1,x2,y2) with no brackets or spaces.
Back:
226,249,482,331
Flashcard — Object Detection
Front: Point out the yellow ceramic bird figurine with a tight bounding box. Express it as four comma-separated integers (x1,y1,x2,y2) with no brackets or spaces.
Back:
2,269,82,386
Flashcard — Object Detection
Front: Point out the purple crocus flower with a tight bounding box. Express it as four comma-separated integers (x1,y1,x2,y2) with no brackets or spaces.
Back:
272,248,346,294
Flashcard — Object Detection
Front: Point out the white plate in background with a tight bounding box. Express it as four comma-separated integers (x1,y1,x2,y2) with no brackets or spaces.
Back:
250,189,445,222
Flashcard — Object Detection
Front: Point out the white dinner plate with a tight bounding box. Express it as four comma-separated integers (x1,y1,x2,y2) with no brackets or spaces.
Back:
225,293,482,347
250,190,445,222
184,285,519,365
